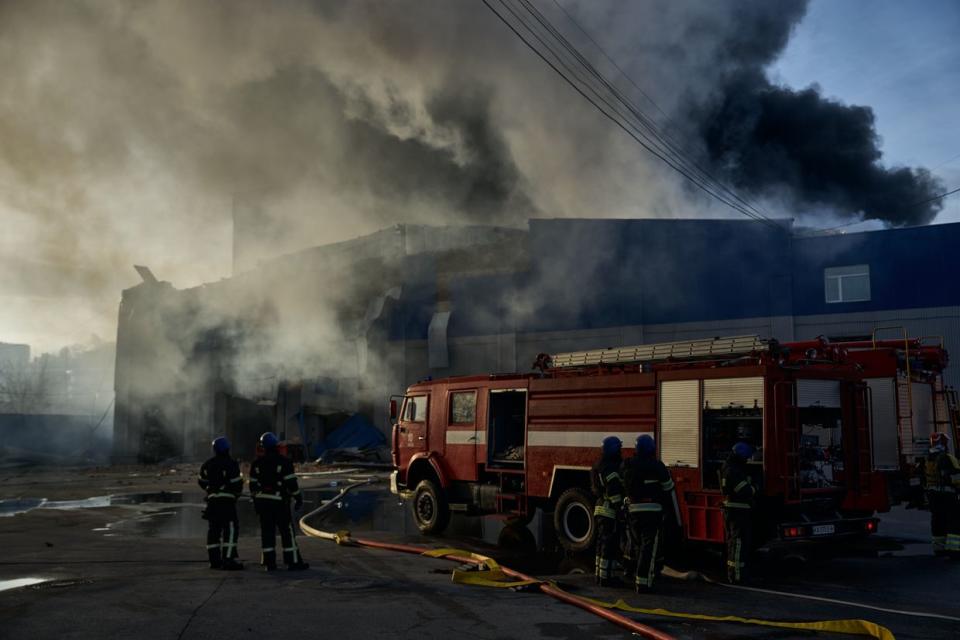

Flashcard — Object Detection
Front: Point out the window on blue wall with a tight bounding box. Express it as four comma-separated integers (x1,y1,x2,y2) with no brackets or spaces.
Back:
824,265,870,303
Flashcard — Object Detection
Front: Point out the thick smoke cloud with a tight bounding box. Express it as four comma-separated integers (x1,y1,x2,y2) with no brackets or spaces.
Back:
702,74,944,226
686,1,944,226
0,0,945,354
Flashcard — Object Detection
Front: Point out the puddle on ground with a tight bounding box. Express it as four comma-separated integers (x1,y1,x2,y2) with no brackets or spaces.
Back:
0,492,184,517
0,499,44,517
1,483,587,574
92,486,589,575
0,578,49,593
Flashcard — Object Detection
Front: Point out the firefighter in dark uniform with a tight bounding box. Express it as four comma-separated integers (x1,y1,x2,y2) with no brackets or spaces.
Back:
622,434,673,592
591,436,624,586
198,436,244,570
925,432,960,557
249,432,309,571
721,441,757,584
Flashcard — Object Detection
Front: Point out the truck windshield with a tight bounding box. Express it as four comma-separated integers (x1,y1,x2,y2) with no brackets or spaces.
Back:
402,395,427,422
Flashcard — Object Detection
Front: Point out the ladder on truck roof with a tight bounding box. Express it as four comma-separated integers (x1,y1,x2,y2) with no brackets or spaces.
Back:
546,335,771,369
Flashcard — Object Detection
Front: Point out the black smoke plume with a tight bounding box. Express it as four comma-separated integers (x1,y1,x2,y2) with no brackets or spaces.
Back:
701,72,944,226
0,0,948,353
688,0,944,226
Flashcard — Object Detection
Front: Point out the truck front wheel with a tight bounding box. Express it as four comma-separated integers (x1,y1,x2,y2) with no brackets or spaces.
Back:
412,479,450,534
554,487,595,553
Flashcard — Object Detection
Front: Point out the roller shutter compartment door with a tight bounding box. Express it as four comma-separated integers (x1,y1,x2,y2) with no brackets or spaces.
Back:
796,379,841,408
867,378,898,470
660,380,700,467
703,377,764,409
911,383,934,440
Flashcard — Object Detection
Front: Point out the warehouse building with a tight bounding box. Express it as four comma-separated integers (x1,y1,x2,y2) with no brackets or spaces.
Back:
111,218,960,462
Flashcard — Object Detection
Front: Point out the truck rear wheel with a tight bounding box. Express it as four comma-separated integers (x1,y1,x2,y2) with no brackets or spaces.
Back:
554,487,595,553
412,479,450,534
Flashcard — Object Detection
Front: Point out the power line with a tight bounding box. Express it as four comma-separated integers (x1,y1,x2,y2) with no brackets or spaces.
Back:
518,0,775,225
797,185,960,236
481,0,782,229
906,185,960,208
548,0,671,124
932,152,960,171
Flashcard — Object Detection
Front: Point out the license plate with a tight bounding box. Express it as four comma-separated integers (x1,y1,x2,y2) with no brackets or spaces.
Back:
812,524,836,536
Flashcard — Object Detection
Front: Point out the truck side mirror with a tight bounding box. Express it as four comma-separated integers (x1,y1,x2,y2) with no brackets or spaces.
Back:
390,399,398,421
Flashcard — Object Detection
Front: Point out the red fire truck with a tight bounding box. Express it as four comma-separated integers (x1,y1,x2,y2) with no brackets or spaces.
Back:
820,330,957,498
389,335,887,551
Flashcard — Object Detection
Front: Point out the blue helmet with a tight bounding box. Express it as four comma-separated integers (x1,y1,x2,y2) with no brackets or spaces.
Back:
212,436,230,455
260,432,279,450
601,436,622,457
733,441,755,459
636,434,656,456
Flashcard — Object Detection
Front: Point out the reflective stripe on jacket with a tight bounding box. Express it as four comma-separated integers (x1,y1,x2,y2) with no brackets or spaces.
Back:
198,455,243,500
926,451,960,493
249,451,301,500
591,459,624,519
721,455,755,509
622,455,672,514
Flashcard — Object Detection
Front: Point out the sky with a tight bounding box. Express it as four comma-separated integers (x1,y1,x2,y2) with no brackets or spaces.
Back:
772,0,960,225
1,0,958,355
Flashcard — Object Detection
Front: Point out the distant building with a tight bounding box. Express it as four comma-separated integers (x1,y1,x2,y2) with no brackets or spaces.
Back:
0,340,114,462
111,219,960,462
0,342,30,368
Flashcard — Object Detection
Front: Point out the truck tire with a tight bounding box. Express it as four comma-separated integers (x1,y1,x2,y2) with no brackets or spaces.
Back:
412,479,450,534
553,487,595,553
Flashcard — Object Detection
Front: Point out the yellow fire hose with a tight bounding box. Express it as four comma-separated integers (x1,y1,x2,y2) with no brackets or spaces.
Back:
299,481,896,640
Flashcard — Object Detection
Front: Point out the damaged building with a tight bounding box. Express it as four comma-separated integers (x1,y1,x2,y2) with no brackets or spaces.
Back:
112,218,960,463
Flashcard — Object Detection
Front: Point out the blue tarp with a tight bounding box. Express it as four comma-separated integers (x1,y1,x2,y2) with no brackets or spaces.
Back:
314,413,386,460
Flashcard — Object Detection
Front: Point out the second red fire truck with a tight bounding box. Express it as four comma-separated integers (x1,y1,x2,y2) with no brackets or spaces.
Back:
828,329,958,498
390,335,889,551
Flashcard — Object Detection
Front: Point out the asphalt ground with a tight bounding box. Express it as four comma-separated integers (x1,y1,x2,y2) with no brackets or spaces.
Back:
1,466,958,640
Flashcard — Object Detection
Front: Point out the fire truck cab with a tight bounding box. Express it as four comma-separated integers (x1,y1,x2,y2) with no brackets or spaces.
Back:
390,335,887,552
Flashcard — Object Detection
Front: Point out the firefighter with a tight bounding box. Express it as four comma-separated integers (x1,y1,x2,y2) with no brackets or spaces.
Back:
721,441,757,584
249,432,309,571
197,436,244,570
622,434,672,592
655,447,681,578
591,436,624,586
925,432,960,557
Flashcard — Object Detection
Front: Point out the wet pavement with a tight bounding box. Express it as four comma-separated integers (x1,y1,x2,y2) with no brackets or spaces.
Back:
1,482,937,579
0,491,184,517
59,486,588,575
2,470,958,639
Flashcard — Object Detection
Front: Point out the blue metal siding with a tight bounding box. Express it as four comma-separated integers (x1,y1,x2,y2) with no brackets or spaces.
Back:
393,219,960,342
793,224,960,315
446,273,518,338
519,219,792,331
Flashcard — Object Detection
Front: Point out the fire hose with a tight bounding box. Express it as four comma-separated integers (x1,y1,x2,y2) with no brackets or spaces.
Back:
298,479,674,639
299,480,895,640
